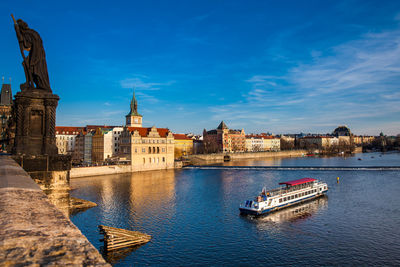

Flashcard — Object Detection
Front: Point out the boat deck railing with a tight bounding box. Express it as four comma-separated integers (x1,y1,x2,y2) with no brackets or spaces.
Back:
265,183,322,197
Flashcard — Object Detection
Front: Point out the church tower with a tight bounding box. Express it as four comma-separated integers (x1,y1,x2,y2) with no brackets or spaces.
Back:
126,89,143,127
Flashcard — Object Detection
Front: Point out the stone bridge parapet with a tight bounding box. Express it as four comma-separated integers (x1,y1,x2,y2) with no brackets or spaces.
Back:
0,155,109,266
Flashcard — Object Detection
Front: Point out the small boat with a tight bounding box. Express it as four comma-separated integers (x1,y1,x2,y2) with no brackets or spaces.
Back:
239,178,328,216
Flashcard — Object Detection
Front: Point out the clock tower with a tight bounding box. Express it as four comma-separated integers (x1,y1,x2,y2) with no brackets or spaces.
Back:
126,89,142,127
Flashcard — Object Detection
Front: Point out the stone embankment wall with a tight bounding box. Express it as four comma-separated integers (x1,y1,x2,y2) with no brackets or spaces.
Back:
70,162,182,178
0,156,109,266
70,165,132,178
188,150,307,165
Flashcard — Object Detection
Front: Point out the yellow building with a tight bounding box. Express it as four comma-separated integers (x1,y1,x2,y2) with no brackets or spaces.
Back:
92,127,113,164
119,126,175,171
262,136,281,151
173,134,193,159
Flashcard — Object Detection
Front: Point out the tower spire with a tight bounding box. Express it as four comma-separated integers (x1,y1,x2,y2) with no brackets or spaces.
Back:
126,87,142,127
130,87,138,115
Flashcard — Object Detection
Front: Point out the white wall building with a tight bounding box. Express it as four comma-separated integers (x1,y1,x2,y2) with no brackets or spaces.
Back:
55,127,84,154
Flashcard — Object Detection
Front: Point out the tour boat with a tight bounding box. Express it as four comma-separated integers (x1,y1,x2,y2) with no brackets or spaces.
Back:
239,177,328,216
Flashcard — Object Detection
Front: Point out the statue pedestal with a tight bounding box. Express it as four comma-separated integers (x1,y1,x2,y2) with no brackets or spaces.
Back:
13,88,59,155
11,88,73,215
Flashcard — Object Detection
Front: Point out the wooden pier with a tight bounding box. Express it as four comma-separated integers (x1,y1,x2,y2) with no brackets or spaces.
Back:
99,225,151,251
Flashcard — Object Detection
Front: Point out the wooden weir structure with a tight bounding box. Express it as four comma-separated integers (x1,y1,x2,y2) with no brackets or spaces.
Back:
99,225,152,251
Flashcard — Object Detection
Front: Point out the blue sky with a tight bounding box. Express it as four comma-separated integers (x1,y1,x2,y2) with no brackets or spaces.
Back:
1,0,400,135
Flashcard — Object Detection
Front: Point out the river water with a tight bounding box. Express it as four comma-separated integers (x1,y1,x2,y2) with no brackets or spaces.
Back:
70,152,400,266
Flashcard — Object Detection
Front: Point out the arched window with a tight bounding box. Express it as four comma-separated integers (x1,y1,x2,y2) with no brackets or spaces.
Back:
148,147,151,154
143,158,145,164
149,157,151,163
153,147,156,153
162,157,165,162
157,147,160,153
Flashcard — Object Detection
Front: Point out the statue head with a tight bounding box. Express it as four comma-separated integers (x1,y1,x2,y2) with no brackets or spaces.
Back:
17,19,28,30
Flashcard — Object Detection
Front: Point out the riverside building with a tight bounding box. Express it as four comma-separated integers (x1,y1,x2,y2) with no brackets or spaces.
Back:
299,136,339,149
0,82,12,152
203,121,246,153
173,134,193,159
92,127,113,163
245,134,281,152
118,90,175,170
55,126,84,154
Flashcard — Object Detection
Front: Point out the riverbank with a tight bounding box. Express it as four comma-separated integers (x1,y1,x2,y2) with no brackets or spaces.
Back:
188,150,308,165
70,151,307,178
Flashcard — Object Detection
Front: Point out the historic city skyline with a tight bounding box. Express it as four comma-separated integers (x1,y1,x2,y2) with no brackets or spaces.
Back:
1,0,400,135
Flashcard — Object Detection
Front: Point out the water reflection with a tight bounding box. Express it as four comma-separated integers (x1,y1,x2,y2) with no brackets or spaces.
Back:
101,245,140,265
71,170,177,230
44,188,71,217
247,196,328,231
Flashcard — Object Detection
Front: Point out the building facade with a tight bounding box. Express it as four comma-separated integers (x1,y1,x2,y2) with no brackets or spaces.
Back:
173,134,193,159
0,83,12,152
55,126,84,155
299,136,339,149
245,134,281,152
262,136,281,151
92,127,113,163
83,131,94,164
112,127,124,157
203,121,246,153
119,126,175,171
245,135,264,152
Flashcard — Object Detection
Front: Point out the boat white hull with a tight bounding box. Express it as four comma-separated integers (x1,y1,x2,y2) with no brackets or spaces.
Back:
240,189,328,216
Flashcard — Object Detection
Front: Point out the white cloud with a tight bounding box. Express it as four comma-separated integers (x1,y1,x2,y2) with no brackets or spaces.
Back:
120,77,175,91
208,26,400,135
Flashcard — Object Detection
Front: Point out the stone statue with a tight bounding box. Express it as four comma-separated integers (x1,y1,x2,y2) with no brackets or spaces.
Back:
12,15,51,91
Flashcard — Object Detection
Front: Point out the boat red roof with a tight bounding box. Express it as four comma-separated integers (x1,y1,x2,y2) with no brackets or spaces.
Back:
279,178,316,186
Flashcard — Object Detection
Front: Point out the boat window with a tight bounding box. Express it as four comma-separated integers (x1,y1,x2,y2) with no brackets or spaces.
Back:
284,197,286,201
324,186,327,189
279,198,282,203
295,194,298,198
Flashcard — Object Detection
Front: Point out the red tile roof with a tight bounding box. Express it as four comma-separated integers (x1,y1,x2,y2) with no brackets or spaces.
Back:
55,126,85,135
126,127,170,138
86,125,119,130
173,134,192,140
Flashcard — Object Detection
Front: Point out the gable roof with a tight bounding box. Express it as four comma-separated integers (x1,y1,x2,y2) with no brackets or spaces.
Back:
126,127,170,138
